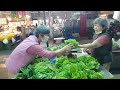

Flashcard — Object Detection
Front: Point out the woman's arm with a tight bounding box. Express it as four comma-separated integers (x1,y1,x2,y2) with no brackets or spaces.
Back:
27,44,71,59
27,45,56,59
78,40,102,49
79,35,110,49
54,45,71,56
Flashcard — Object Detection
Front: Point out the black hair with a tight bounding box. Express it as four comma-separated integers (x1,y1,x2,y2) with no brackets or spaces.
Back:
107,21,120,41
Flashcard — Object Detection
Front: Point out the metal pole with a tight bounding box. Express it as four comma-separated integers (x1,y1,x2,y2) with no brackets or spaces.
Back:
38,11,40,26
43,11,46,25
48,11,51,27
43,11,49,47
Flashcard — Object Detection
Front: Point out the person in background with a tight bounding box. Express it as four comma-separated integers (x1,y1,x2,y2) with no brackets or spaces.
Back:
5,25,72,75
35,23,38,28
62,20,74,39
78,18,113,71
25,25,31,38
28,25,35,36
21,25,26,40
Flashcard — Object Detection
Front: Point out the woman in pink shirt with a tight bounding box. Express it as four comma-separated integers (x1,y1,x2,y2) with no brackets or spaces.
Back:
5,25,72,75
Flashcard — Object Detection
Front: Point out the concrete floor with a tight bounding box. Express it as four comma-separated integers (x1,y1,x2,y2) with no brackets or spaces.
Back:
0,37,120,79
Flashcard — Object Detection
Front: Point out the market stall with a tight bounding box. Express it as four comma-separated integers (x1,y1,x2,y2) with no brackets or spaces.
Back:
15,39,114,79
0,21,22,50
50,39,114,79
15,50,114,79
0,18,16,50
0,18,33,50
0,30,21,50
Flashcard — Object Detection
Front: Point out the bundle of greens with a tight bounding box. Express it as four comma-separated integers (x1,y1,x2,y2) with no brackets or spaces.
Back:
15,55,104,79
64,39,79,48
15,57,50,79
47,43,65,51
55,56,103,79
47,39,80,52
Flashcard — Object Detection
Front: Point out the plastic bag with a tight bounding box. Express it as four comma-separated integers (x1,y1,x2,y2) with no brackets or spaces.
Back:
2,39,8,44
50,57,58,63
12,37,16,44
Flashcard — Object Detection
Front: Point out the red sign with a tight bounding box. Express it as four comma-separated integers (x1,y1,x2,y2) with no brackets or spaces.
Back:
80,14,87,37
17,11,26,17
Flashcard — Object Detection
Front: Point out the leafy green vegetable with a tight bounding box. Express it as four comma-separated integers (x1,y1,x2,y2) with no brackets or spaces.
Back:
47,43,65,51
15,55,104,79
64,39,79,48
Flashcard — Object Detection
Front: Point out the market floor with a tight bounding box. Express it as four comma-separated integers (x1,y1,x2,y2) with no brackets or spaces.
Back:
1,37,120,79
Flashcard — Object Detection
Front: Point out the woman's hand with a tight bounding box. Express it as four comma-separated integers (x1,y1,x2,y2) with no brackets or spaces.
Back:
54,45,72,56
83,48,91,54
70,44,79,49
62,44,72,52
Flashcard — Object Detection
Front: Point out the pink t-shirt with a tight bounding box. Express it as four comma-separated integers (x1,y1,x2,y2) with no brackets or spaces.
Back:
27,45,56,59
5,35,56,74
96,35,110,45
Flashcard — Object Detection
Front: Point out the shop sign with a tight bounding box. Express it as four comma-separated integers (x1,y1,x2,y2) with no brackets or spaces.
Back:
17,11,26,18
0,18,7,24
9,22,20,27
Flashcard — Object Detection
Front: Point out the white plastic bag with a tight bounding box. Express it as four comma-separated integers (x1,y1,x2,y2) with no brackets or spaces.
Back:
2,39,8,44
113,11,120,21
12,37,16,44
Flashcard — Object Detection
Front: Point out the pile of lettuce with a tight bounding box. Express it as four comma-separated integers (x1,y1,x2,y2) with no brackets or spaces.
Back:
47,39,79,51
64,39,79,48
47,43,65,51
15,55,104,79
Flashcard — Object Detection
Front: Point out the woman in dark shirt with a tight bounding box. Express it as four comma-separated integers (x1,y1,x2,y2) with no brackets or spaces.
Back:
78,18,113,71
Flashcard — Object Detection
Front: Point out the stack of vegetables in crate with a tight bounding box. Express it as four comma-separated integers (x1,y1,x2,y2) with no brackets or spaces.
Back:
0,33,16,50
112,38,120,50
15,39,104,79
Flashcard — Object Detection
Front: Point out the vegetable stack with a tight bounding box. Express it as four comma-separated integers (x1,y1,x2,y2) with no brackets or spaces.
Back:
15,55,104,79
64,39,79,48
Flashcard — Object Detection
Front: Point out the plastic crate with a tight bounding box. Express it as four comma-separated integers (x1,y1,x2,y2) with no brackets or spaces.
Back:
64,35,74,40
